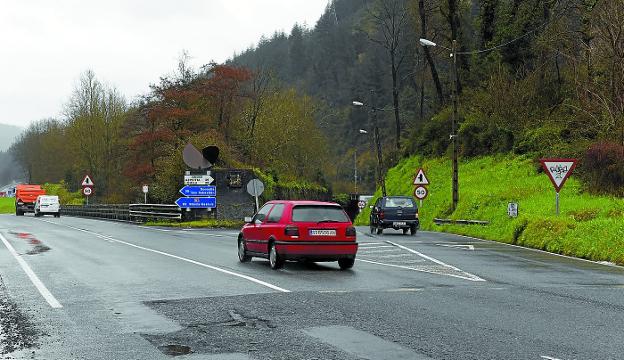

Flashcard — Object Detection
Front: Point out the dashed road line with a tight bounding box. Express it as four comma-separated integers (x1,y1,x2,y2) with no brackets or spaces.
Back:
0,233,62,308
38,219,290,293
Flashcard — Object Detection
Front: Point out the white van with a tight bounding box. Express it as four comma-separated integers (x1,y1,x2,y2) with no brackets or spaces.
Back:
34,195,61,217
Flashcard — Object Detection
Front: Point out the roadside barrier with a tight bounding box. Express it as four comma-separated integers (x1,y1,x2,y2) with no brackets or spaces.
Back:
433,218,489,226
61,204,181,222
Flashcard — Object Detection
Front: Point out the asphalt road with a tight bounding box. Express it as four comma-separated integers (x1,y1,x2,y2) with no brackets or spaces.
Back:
1,214,623,359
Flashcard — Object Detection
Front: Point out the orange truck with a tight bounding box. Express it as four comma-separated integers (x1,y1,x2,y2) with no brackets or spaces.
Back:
15,184,46,216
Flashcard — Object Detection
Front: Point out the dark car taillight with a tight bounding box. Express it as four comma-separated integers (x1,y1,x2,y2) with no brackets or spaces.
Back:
346,226,356,237
285,226,299,237
379,211,385,220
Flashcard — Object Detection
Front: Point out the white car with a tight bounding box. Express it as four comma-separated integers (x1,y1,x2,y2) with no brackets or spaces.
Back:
34,195,61,217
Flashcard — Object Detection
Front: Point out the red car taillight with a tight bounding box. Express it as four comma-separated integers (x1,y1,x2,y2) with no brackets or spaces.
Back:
285,226,299,237
346,226,356,237
379,211,385,220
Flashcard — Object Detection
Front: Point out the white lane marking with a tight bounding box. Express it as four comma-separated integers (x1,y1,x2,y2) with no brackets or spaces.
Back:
0,233,62,308
39,220,290,293
384,241,486,282
357,259,482,282
137,226,229,237
358,245,394,249
359,249,401,254
420,230,624,270
358,242,384,246
436,244,475,251
540,356,563,360
360,253,415,258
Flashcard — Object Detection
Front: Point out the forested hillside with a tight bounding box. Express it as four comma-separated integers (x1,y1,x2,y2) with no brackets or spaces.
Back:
8,0,624,202
231,0,624,194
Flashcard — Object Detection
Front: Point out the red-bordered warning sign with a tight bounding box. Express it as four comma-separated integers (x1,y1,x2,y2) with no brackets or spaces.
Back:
540,158,577,192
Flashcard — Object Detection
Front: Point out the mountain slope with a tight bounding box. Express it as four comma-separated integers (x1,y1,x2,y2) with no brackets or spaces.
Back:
0,124,22,151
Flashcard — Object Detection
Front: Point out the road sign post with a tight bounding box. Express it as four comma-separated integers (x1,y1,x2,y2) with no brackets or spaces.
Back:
540,158,577,215
246,179,265,212
142,185,149,204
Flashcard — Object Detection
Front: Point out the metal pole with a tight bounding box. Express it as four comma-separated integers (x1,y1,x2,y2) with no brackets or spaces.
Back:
374,126,387,197
354,150,358,194
253,181,259,213
370,90,387,197
556,192,560,215
144,192,147,204
451,39,459,212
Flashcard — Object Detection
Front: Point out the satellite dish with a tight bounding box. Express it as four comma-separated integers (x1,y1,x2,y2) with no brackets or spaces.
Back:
183,143,212,169
202,146,220,164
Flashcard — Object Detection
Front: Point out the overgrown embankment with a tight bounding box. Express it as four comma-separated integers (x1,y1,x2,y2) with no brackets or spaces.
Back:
356,155,624,265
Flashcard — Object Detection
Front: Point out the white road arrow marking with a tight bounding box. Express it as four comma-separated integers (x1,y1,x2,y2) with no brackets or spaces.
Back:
436,244,475,251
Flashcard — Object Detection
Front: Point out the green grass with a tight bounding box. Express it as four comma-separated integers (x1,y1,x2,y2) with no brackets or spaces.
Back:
144,219,244,229
355,154,624,265
0,198,15,214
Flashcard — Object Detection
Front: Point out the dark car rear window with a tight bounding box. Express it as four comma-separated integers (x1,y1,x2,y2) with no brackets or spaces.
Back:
291,205,350,223
384,197,416,208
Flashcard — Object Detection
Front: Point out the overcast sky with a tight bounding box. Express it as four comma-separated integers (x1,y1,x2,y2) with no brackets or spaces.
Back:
0,0,329,128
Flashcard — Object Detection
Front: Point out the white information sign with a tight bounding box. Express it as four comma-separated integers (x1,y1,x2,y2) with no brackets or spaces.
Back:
184,174,214,185
508,202,518,218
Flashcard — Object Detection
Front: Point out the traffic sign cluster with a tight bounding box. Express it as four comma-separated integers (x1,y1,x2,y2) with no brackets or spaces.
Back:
176,174,217,209
413,168,429,202
82,175,94,197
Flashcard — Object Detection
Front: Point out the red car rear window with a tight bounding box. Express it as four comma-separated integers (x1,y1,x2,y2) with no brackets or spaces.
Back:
291,205,350,223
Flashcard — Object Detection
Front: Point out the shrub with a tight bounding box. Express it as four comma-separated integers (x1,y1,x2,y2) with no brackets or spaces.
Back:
583,142,624,196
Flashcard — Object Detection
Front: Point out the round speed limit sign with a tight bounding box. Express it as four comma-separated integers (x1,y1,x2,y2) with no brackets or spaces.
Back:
83,187,93,196
414,186,428,200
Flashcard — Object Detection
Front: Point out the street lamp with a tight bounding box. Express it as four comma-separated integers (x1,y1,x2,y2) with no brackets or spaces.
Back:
420,37,459,212
353,95,387,197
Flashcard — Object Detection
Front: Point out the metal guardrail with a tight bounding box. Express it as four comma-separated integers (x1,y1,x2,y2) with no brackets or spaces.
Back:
434,218,490,226
61,204,131,221
129,204,181,221
61,204,181,222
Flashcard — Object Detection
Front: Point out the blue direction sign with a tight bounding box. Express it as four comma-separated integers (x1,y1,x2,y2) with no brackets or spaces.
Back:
175,197,216,209
179,185,216,197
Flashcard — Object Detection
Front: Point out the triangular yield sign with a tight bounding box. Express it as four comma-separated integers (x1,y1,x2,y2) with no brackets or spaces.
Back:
413,168,429,185
81,175,94,186
540,158,577,192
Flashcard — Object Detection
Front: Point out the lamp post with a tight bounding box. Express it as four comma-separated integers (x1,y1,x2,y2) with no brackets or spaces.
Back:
419,38,459,212
353,97,387,197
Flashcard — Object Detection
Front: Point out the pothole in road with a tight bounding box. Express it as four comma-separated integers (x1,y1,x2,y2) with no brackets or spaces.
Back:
157,344,192,357
217,310,275,330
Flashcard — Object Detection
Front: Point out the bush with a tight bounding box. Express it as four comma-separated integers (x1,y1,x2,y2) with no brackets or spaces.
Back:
459,112,514,156
583,142,624,196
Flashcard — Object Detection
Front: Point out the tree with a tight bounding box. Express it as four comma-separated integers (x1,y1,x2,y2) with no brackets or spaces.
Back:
366,0,412,150
64,70,127,198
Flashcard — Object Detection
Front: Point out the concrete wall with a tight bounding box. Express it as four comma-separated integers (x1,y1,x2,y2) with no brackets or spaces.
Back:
214,169,256,220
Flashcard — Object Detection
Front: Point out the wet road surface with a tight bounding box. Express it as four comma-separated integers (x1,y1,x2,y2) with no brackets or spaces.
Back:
1,214,623,359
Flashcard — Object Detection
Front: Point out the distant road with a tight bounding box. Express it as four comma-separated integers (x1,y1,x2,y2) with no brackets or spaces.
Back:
1,214,623,359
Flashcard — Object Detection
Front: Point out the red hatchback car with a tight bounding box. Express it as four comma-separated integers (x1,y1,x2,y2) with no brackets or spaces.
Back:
238,200,358,270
